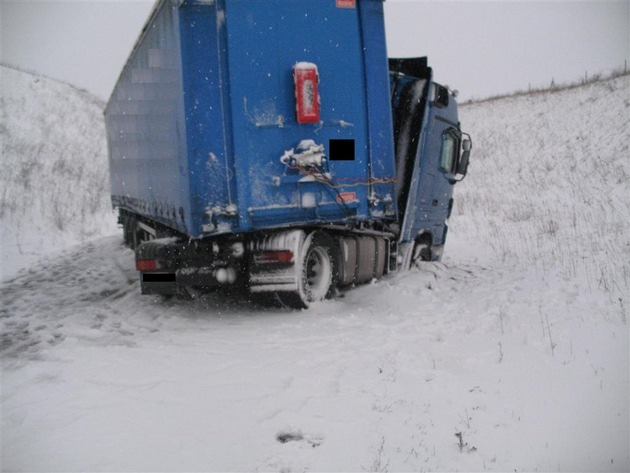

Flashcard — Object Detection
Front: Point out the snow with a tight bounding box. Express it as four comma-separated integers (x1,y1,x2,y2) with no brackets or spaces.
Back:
1,67,629,472
294,62,318,71
0,65,118,282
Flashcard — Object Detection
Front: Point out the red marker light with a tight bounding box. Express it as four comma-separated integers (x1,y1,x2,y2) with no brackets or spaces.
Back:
293,63,320,124
136,259,159,271
253,251,294,265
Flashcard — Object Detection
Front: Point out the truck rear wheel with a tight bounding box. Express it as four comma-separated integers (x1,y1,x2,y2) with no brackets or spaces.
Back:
277,232,336,309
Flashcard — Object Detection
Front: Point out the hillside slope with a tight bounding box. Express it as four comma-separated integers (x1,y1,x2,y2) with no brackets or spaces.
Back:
453,75,630,303
1,71,628,472
0,65,117,280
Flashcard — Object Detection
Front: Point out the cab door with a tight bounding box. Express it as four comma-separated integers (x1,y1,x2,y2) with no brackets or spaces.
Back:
399,83,460,250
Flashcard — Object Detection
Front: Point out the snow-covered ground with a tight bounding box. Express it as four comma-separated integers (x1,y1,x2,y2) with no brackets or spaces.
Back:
1,65,118,282
1,67,628,472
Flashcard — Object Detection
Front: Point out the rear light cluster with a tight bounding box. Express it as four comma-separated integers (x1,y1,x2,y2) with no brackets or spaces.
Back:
136,259,161,271
252,250,294,265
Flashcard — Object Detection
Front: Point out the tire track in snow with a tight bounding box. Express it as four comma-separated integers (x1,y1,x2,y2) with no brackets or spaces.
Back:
1,236,137,360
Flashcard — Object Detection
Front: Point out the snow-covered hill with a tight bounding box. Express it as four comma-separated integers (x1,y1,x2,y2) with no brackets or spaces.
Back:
1,70,628,472
453,76,629,304
0,65,117,281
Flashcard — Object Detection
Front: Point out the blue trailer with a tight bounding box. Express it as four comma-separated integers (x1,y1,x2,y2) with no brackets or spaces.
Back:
105,0,471,307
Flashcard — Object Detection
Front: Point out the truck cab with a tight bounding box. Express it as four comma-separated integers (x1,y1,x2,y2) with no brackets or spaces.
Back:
389,58,471,266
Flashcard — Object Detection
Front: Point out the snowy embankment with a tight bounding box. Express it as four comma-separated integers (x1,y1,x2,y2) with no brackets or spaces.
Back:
0,65,118,281
1,70,628,472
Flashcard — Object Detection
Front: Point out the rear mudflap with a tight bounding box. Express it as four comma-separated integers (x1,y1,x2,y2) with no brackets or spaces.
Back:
248,230,304,293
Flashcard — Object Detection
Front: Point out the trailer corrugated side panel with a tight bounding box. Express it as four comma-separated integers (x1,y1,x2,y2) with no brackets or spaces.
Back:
107,0,187,234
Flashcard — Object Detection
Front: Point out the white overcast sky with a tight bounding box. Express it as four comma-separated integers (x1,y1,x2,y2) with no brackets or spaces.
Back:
1,0,628,101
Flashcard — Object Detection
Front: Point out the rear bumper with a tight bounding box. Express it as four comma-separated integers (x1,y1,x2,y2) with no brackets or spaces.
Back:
140,266,239,295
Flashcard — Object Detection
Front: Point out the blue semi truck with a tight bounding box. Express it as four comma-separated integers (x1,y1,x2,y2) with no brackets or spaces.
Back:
105,0,471,308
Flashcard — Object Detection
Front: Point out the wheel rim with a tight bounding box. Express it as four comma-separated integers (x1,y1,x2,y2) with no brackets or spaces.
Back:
303,245,332,302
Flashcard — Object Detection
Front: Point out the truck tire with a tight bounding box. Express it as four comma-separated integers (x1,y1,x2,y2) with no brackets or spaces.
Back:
410,235,432,268
277,232,337,309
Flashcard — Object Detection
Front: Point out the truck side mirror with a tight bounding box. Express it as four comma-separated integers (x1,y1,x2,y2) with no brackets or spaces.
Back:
457,138,471,177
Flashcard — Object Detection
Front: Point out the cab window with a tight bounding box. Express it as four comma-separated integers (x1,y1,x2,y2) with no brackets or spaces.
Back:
440,129,459,174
